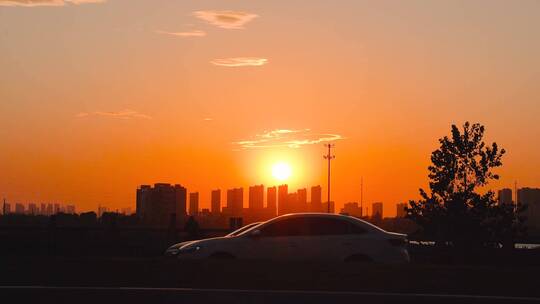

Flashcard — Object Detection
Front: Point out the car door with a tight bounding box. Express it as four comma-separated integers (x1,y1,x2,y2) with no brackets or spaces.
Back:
303,217,354,261
243,217,309,261
342,222,381,260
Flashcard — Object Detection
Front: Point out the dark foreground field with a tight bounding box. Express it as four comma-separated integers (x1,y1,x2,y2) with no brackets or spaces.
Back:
2,223,540,303
1,256,540,303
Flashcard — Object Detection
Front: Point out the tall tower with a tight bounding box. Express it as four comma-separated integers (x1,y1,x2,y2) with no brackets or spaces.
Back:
372,202,383,218
249,185,264,210
267,186,277,216
189,192,199,216
360,177,364,217
323,144,335,213
310,185,322,212
226,188,243,217
211,189,221,214
297,188,307,212
278,184,288,215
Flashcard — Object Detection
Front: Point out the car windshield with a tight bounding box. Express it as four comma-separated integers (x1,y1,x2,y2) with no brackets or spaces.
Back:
225,222,262,237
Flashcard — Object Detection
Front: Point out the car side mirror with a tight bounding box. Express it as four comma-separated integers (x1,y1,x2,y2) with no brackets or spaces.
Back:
249,229,261,238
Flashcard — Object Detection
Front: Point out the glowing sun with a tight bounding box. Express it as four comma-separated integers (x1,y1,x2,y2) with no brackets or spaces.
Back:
272,162,292,181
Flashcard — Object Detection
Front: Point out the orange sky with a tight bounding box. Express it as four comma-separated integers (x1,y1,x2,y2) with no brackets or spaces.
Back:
1,1,539,216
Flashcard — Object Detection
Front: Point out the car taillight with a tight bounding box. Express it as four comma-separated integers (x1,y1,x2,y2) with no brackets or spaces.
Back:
388,238,407,247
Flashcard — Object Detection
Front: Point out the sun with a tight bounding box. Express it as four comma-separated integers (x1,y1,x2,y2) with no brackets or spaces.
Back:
272,162,292,181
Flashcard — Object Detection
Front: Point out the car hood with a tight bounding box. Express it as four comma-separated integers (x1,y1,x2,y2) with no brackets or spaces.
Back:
168,240,195,250
182,236,232,248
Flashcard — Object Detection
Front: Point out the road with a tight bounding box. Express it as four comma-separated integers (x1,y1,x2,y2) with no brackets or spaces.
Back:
1,286,540,304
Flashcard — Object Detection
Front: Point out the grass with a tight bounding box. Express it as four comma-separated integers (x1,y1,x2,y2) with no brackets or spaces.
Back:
0,256,538,297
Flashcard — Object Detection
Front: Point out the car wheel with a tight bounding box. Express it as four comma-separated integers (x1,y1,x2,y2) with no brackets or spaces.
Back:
208,252,236,260
344,254,373,263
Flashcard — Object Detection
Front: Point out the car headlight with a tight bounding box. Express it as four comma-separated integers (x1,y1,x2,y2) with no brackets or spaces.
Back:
165,248,180,255
178,245,202,254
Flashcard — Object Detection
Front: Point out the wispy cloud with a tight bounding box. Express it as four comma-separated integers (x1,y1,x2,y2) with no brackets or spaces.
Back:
76,110,151,120
203,118,213,121
155,29,206,38
0,0,105,7
234,129,344,149
193,10,258,29
211,57,268,67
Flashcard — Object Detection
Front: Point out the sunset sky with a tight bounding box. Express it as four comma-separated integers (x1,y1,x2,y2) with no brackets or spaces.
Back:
1,0,539,216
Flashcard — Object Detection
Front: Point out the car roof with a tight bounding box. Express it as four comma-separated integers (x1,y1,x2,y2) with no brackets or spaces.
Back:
260,213,387,233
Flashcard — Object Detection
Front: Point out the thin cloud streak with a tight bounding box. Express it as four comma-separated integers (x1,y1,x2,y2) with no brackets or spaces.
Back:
211,57,268,67
193,10,258,29
234,129,344,149
0,0,105,6
155,30,207,37
76,110,152,120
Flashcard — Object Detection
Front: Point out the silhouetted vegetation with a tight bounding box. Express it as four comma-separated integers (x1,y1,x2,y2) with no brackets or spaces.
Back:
0,213,227,257
407,122,526,249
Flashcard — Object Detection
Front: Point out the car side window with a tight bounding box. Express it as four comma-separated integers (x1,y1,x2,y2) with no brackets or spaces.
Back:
350,223,367,234
259,218,308,237
305,217,351,236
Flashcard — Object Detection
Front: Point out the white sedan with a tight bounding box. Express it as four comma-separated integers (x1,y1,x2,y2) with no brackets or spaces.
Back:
174,213,410,263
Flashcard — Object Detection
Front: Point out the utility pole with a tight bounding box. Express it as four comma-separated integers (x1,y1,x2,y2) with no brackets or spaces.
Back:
360,177,363,217
323,144,335,213
514,180,518,213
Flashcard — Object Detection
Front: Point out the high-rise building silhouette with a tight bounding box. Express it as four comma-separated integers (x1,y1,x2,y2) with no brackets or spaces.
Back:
278,184,288,215
498,188,513,206
310,185,322,212
15,203,24,214
286,192,298,214
136,183,187,225
98,206,109,217
40,203,46,216
211,189,221,214
340,202,362,217
249,185,264,210
120,207,131,215
131,181,418,227
28,203,38,215
297,188,307,212
372,202,383,218
226,189,234,215
396,202,407,218
189,192,199,216
267,186,277,216
3,202,11,215
226,187,243,217
322,201,335,214
66,205,76,214
517,187,540,233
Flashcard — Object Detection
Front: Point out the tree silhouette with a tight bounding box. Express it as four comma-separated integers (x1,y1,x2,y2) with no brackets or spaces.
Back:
407,122,525,248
